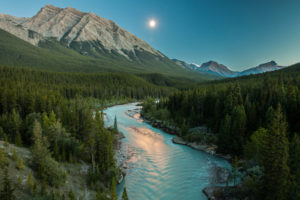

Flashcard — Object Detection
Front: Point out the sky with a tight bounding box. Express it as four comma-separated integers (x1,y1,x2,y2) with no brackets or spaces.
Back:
1,0,300,71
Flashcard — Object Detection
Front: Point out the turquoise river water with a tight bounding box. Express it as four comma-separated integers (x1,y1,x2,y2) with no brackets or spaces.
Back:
103,103,231,200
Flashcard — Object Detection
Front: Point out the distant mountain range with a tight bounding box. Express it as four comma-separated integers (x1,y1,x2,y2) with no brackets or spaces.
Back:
173,59,285,77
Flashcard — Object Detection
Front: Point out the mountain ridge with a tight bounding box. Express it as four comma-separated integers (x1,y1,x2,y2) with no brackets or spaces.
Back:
0,4,162,59
173,59,285,77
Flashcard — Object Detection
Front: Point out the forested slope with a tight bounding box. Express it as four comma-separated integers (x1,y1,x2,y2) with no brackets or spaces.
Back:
142,64,300,199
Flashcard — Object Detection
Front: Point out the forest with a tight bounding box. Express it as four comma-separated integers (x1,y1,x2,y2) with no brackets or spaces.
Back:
0,66,167,199
0,62,299,199
142,63,300,200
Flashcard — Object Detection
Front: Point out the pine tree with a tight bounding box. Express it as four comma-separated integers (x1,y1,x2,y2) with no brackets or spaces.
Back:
17,176,21,187
31,120,50,177
32,182,37,196
0,148,8,168
96,189,106,200
110,178,117,200
9,109,22,144
113,115,118,134
14,133,22,146
17,157,24,170
11,149,17,161
288,134,300,200
217,114,232,153
261,104,290,200
122,187,129,200
0,167,16,200
0,126,6,140
230,105,247,152
68,189,75,200
26,171,34,192
40,178,47,196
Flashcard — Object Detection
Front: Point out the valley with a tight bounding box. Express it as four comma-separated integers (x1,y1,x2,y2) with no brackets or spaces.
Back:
0,2,299,200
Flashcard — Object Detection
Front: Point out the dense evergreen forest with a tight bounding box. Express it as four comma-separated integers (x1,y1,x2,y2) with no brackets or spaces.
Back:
0,66,182,199
0,61,299,200
142,63,300,200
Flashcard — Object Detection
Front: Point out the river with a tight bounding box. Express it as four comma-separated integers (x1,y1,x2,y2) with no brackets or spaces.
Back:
103,103,231,200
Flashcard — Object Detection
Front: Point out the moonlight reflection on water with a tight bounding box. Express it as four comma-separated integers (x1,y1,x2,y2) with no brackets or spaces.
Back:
104,103,231,200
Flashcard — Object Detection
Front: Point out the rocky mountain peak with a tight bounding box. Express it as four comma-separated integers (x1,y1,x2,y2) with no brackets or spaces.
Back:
258,61,277,67
205,60,218,66
0,5,163,59
200,60,233,73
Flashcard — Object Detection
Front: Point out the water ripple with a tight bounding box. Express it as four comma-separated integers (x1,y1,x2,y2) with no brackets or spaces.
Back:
104,103,231,200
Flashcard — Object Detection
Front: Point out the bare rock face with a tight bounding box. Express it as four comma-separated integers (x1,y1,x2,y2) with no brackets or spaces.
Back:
0,14,42,45
0,5,163,59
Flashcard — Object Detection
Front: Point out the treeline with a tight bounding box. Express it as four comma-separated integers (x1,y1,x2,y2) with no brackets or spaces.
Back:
143,66,300,200
0,66,175,102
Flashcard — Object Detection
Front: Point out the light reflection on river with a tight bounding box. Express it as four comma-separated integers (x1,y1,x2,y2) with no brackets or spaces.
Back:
103,103,231,200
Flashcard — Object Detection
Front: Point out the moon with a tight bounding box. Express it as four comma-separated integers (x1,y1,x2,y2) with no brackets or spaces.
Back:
148,19,157,28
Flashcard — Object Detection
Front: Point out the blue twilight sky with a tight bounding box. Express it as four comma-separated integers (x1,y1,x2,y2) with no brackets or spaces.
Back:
1,0,300,71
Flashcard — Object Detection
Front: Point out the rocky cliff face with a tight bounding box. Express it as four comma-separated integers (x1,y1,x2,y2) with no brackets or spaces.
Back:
0,14,42,45
0,5,163,59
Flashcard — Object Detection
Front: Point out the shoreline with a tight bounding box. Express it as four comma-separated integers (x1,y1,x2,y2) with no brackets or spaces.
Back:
172,136,232,161
141,113,232,162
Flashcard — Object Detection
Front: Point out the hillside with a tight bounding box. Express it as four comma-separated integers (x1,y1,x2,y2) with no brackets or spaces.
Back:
0,141,96,199
142,62,300,200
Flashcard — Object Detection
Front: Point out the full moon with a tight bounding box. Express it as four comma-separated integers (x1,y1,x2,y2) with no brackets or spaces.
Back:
148,19,157,28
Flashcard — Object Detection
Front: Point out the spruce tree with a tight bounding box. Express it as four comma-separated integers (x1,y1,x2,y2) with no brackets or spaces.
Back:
17,157,24,170
110,178,117,200
113,115,118,134
0,167,15,200
261,105,290,200
122,187,129,200
96,189,106,200
68,189,75,200
288,134,300,200
217,114,232,153
26,171,34,192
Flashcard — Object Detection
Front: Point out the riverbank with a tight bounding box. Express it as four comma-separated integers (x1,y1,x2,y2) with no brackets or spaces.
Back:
113,130,126,183
141,111,232,161
140,108,238,199
203,185,242,200
102,101,138,184
112,129,138,184
172,136,232,161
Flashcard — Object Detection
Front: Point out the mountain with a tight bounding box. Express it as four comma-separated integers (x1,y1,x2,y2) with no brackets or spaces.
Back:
173,59,285,77
172,59,196,71
239,61,284,76
0,5,161,59
173,59,237,77
196,61,238,77
0,5,216,81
